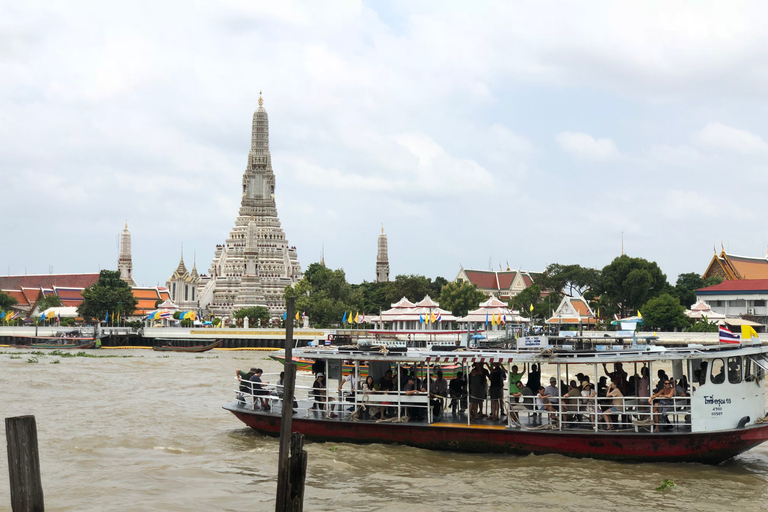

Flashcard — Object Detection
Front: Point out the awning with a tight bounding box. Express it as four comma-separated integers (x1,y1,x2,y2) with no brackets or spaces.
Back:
720,318,763,327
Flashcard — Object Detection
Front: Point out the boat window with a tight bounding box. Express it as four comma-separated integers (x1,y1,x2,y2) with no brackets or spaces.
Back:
747,355,768,382
710,358,725,384
727,357,742,384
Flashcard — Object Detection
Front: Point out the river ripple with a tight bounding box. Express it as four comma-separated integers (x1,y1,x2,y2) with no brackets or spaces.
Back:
1,349,768,511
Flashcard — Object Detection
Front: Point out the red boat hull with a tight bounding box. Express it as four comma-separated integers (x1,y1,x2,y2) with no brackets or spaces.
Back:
224,404,768,464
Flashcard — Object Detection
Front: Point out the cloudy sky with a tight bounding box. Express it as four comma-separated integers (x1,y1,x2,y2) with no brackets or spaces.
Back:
3,1,768,287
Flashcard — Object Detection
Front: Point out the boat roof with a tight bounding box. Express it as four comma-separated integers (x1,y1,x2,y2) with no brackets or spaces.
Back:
290,341,768,365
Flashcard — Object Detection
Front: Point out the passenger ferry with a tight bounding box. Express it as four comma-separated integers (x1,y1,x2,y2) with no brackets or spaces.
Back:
223,335,768,463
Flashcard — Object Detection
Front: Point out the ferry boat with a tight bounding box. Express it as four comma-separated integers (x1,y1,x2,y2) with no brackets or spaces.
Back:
223,335,768,464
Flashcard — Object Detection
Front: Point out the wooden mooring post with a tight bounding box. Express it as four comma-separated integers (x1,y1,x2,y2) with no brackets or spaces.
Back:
6,415,45,512
276,298,307,512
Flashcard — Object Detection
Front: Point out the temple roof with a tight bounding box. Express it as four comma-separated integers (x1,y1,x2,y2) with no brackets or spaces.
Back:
414,295,439,308
545,296,596,324
390,297,416,308
704,249,768,280
697,279,768,294
0,274,99,290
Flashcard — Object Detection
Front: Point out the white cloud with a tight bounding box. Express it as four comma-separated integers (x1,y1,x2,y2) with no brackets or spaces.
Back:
556,132,621,160
694,122,768,153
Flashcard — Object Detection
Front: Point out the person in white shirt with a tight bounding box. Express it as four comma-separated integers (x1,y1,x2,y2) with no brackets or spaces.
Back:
338,372,359,411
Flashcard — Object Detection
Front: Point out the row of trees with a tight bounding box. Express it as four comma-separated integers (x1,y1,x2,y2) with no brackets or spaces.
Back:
513,256,723,331
283,263,486,328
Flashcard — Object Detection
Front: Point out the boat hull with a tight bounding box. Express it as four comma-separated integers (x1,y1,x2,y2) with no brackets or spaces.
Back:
14,341,96,350
224,403,768,464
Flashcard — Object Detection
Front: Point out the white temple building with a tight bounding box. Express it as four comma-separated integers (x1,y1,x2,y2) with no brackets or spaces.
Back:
197,93,301,319
166,250,200,311
458,296,529,331
368,296,457,331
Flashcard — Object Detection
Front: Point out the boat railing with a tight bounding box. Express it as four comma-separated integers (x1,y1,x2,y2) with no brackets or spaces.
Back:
506,393,691,432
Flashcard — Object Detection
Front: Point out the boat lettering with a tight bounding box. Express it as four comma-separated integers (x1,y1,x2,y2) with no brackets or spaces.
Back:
703,395,731,406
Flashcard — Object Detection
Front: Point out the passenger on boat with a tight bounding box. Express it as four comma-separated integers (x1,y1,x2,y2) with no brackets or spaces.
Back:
312,359,325,377
536,386,557,424
602,362,628,395
636,366,651,418
379,370,395,392
649,378,675,431
449,371,467,415
469,363,489,420
489,363,507,421
509,364,526,393
597,376,608,399
509,381,534,425
404,375,425,421
338,372,358,411
311,373,328,412
544,377,560,406
654,369,669,392
431,370,449,419
564,380,581,423
580,382,597,425
676,375,690,397
601,380,624,430
249,368,270,410
362,376,383,420
525,364,541,394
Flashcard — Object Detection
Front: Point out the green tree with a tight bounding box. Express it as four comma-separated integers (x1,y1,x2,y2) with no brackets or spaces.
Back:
234,306,271,327
671,272,721,310
385,274,434,304
36,294,63,312
284,263,362,328
0,291,18,311
597,255,668,317
640,294,689,331
541,263,600,297
512,284,541,320
438,281,486,318
352,281,390,315
686,318,719,333
77,270,138,322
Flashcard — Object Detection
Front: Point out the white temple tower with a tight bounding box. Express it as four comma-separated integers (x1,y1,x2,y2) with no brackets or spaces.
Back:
376,226,390,283
197,93,301,319
118,222,136,286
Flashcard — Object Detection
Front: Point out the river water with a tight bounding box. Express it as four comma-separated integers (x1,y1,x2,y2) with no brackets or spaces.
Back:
2,349,768,512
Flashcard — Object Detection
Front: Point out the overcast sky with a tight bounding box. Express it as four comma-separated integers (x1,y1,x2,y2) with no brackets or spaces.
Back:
3,1,768,287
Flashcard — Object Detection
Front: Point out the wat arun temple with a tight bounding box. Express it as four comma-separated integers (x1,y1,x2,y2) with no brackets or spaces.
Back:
197,94,302,319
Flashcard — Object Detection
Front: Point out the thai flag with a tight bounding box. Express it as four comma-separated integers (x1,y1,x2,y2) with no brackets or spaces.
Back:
325,338,332,346
719,326,740,344
436,312,442,322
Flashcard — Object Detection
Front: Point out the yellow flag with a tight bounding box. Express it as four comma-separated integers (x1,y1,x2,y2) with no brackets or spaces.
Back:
354,312,359,323
431,311,436,323
348,312,354,324
529,303,534,312
295,311,300,321
638,310,642,318
742,325,759,340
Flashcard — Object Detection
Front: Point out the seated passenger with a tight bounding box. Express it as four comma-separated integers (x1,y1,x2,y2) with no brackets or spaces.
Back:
536,386,557,425
362,375,383,419
648,378,675,431
509,381,534,425
249,368,270,410
580,382,597,425
404,375,425,420
601,380,624,430
379,370,395,392
431,370,449,419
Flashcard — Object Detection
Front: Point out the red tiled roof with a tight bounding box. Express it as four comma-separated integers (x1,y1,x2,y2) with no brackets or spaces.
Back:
2,290,28,306
133,288,160,299
463,270,500,289
497,273,515,289
21,288,42,305
697,279,768,293
522,275,533,287
0,274,100,290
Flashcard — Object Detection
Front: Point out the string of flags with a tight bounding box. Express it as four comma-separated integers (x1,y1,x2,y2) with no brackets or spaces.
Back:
341,311,366,324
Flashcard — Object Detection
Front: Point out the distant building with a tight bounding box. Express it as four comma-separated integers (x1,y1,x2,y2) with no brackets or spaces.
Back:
166,250,200,312
0,274,100,318
197,93,301,319
454,267,540,300
696,279,768,324
375,226,390,283
458,295,529,331
368,296,457,331
703,249,768,281
118,222,137,286
545,296,596,327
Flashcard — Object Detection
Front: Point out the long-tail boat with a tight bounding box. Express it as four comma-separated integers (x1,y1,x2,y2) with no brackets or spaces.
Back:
152,340,222,352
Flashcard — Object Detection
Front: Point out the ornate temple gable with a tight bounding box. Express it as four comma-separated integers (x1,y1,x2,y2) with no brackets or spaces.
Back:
703,249,768,281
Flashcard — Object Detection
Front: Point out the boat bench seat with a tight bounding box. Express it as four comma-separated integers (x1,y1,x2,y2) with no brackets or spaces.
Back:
361,393,430,405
